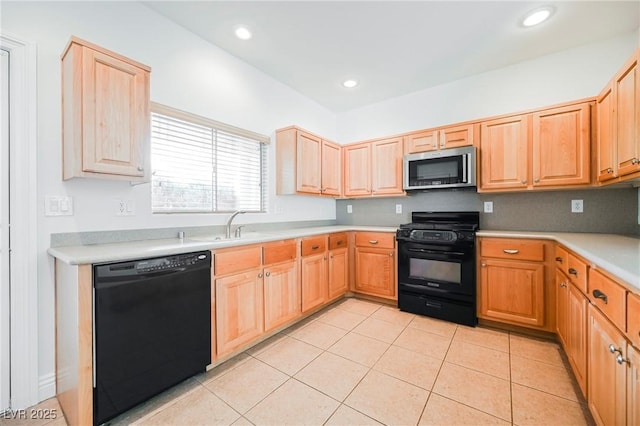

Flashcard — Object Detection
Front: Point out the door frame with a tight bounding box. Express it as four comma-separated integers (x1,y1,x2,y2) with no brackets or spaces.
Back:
0,32,39,410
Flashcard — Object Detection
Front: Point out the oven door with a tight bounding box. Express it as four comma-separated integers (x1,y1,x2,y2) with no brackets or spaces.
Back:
398,241,475,298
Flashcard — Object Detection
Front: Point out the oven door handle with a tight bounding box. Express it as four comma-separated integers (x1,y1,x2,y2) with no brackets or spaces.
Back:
405,248,466,258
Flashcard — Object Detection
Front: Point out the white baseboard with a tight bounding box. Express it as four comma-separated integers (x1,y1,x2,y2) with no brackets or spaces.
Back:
38,372,55,402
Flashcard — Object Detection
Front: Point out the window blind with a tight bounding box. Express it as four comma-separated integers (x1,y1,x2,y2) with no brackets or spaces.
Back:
150,104,267,213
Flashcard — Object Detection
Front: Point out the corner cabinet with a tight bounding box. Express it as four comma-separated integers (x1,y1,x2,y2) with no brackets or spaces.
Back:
276,126,341,197
62,36,150,181
343,138,404,197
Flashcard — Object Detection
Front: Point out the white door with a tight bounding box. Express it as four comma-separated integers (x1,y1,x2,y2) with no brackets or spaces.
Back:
0,48,10,413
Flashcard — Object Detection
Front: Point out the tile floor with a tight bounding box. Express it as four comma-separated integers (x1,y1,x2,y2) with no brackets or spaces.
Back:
5,298,594,426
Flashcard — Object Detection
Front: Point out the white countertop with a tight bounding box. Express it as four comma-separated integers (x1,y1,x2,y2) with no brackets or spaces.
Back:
477,230,640,292
48,226,397,265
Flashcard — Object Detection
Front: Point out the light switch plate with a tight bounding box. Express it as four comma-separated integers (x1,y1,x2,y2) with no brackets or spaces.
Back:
571,199,584,213
45,196,73,216
484,201,493,213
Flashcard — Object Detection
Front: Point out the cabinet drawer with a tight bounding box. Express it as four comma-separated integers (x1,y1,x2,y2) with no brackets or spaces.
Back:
301,236,327,257
588,269,626,331
567,253,588,294
215,245,262,276
355,232,395,249
329,233,348,250
628,292,640,348
481,239,544,261
263,239,297,265
555,245,569,271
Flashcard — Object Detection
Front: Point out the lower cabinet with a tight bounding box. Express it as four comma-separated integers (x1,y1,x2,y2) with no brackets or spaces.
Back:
353,232,397,300
215,268,265,357
480,258,544,327
567,282,588,396
263,260,300,333
328,247,348,300
588,304,627,426
556,269,569,347
629,345,640,426
300,236,328,313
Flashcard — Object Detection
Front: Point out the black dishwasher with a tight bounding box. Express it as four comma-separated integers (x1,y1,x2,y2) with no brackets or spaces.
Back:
93,251,211,425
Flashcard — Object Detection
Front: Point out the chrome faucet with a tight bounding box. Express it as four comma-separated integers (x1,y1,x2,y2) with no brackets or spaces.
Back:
225,210,246,238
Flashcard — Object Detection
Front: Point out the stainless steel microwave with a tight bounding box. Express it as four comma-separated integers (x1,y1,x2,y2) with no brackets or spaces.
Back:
403,146,476,190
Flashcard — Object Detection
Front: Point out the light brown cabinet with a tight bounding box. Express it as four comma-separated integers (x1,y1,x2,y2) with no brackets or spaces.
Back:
276,126,341,197
628,345,640,426
556,269,569,348
479,102,591,192
613,51,640,179
403,123,474,154
353,232,396,300
588,304,628,426
567,281,588,396
328,233,349,300
300,236,328,312
597,84,616,182
343,138,403,197
478,238,555,331
215,268,265,357
262,240,300,333
62,36,150,181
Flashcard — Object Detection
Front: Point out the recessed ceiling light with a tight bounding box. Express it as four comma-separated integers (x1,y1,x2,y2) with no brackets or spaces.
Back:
235,26,252,40
342,79,358,88
522,7,553,27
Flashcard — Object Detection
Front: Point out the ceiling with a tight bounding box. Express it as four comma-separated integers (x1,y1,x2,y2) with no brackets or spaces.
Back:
144,1,640,113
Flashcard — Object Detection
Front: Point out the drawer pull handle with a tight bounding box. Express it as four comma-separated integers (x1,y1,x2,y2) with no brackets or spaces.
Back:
632,158,639,165
503,249,519,254
337,240,344,246
311,245,320,250
555,256,563,263
593,289,608,304
568,268,578,276
369,240,379,244
607,168,614,174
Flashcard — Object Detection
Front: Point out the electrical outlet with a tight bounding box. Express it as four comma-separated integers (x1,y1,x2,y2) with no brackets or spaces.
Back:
571,199,584,213
484,201,493,213
347,204,353,214
116,199,127,216
395,204,402,214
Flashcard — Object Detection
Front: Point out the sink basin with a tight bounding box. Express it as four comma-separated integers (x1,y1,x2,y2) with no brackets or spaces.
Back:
188,232,272,242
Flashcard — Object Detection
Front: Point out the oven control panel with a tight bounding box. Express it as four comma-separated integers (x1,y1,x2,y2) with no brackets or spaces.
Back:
396,228,475,243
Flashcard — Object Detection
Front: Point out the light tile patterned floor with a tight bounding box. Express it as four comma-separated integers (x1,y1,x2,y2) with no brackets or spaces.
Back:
8,298,595,426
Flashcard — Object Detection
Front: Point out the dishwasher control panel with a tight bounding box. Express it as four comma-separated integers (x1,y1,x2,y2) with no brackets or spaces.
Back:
94,251,212,279
136,253,209,273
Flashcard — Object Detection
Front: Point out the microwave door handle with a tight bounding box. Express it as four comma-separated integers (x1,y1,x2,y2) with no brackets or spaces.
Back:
462,154,467,183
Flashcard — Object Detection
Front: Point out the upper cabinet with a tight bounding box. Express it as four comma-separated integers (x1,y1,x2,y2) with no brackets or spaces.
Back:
404,123,474,154
479,101,592,192
62,37,151,181
343,137,404,197
276,126,341,197
597,48,640,185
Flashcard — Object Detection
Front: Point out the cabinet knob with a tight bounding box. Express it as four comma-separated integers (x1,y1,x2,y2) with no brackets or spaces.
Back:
533,178,540,183
607,168,614,174
592,289,608,304
137,165,144,172
265,271,270,277
258,273,263,278
609,344,621,355
481,263,487,267
632,158,639,165
389,252,394,257
616,354,630,365
560,281,567,288
521,180,527,184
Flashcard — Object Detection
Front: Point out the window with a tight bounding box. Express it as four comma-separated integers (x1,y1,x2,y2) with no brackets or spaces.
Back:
150,103,268,213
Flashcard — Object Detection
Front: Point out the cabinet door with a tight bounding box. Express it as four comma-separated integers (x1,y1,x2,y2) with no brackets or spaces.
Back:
301,253,327,313
328,247,348,300
263,261,301,333
614,53,640,178
81,47,149,177
479,115,529,190
404,129,438,154
532,103,590,187
588,304,627,426
216,269,264,356
371,138,403,195
628,345,640,426
567,283,588,397
597,84,617,182
321,140,341,196
556,269,569,349
354,247,396,299
440,124,474,150
296,132,322,194
343,143,371,197
480,259,544,327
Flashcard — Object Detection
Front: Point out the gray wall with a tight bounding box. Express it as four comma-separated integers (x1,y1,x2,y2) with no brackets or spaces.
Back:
336,187,640,236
